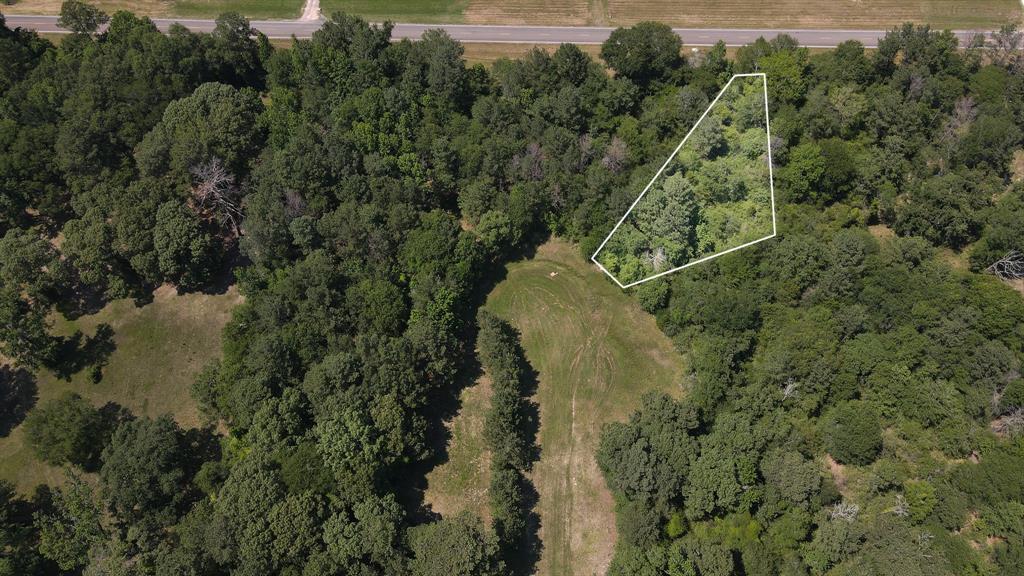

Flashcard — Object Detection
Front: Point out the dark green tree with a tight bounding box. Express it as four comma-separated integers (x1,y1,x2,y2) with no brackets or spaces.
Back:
57,1,109,35
99,416,189,523
408,512,503,576
600,22,682,86
23,393,108,469
822,401,882,466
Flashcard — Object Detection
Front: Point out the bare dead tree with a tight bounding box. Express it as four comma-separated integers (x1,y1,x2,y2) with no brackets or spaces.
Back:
284,189,307,219
906,73,925,100
190,158,243,235
512,142,545,181
985,250,1024,281
892,494,909,517
937,96,977,172
993,408,1024,437
577,133,595,172
782,378,800,401
830,502,860,522
942,96,977,143
987,24,1024,69
643,246,668,272
917,530,935,559
602,136,627,174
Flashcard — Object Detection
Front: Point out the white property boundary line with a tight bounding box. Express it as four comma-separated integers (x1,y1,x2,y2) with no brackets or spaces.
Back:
591,73,777,289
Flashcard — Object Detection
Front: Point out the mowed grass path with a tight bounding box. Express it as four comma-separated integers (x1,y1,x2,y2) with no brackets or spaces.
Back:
428,239,686,576
0,285,241,493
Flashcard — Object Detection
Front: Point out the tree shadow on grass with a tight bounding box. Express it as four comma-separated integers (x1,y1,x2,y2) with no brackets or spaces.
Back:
0,366,37,437
49,323,116,381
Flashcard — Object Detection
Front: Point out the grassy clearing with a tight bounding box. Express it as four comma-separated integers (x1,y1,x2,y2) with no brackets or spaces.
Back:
319,0,468,23
0,285,241,494
2,0,303,19
424,374,493,522
429,239,686,576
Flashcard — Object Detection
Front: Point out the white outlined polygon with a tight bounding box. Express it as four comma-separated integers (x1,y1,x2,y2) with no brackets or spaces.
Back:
591,73,777,289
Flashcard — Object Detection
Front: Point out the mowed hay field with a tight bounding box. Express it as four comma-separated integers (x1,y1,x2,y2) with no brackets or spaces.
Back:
320,0,468,23
427,239,687,576
0,285,241,493
600,0,1021,30
314,0,1020,29
2,0,304,19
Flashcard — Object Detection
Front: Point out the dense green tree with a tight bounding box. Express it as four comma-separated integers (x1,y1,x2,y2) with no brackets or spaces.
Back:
408,512,503,576
136,81,265,186
0,228,64,367
99,416,190,523
0,480,51,575
57,1,109,35
152,201,217,290
598,393,697,508
822,401,882,466
35,474,104,571
23,393,108,469
894,171,997,248
600,22,682,86
323,494,407,574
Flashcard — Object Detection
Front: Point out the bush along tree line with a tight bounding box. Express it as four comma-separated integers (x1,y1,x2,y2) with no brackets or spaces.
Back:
476,309,541,574
1,2,1024,573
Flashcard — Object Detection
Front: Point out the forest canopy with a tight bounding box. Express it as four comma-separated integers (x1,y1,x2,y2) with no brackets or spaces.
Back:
1,5,1024,576
594,74,774,285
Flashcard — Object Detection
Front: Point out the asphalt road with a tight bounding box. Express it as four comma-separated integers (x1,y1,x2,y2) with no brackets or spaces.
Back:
3,14,990,48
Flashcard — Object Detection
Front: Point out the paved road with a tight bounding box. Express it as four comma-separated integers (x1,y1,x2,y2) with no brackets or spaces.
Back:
2,14,990,47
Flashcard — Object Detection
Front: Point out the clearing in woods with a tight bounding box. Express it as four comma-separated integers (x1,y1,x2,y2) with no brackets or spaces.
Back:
425,239,686,576
0,285,241,493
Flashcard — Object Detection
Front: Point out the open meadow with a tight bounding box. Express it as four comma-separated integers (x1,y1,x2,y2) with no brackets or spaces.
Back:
426,239,687,576
0,285,241,493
